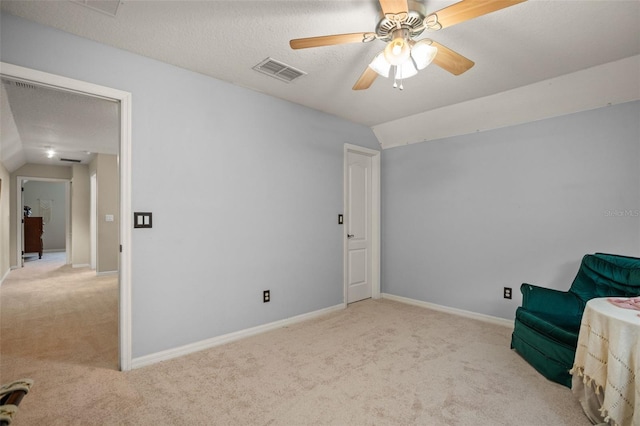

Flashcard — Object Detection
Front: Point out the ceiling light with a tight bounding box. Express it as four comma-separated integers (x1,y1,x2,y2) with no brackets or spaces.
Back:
391,60,418,90
369,37,438,90
368,52,391,78
383,29,411,66
395,60,418,80
46,148,56,159
410,40,438,70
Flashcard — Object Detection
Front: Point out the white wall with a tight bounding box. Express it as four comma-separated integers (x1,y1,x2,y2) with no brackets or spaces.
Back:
0,13,381,358
381,101,640,320
0,162,10,283
23,180,66,251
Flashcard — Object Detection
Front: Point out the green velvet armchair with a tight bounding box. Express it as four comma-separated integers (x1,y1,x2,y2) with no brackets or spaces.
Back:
510,253,640,387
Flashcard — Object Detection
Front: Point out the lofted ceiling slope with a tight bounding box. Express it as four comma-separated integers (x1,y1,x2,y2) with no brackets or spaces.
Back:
0,0,638,129
0,77,119,172
0,1,639,158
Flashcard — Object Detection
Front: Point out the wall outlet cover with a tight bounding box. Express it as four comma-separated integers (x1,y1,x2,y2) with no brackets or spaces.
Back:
503,287,512,299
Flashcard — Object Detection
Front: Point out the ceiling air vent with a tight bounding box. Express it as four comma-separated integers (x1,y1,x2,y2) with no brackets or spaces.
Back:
15,81,37,90
253,58,306,83
60,158,82,163
1,79,37,90
70,0,121,17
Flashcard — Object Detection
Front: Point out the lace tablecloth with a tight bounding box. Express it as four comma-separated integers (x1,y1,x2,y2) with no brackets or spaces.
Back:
571,297,640,426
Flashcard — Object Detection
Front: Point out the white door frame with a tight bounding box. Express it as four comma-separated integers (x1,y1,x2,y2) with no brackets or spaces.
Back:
343,143,381,305
1,62,133,371
16,177,71,263
90,172,97,270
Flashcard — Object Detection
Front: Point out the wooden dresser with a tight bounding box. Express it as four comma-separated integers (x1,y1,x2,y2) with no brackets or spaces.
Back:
23,216,43,259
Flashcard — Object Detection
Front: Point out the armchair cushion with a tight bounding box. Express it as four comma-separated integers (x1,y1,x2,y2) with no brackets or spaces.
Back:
515,308,579,346
520,283,584,330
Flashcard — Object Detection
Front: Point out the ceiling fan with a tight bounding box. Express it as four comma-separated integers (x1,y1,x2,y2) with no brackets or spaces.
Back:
290,0,526,90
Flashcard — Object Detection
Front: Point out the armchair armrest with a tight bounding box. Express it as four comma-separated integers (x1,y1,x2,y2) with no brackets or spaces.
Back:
520,283,584,318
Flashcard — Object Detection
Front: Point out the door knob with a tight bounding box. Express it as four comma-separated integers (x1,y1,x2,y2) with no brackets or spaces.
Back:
347,234,354,239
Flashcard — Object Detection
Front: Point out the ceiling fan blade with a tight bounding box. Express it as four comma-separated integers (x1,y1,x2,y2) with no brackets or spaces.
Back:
431,0,526,30
431,41,474,75
290,33,374,50
379,0,409,16
353,67,378,91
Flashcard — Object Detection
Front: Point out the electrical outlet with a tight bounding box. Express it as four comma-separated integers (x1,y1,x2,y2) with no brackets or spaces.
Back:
503,287,512,299
263,290,270,303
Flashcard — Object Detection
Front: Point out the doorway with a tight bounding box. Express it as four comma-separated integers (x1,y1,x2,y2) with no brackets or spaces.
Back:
343,143,381,304
19,178,70,265
0,62,132,371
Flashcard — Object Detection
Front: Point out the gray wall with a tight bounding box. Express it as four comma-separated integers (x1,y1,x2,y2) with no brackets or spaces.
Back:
0,13,380,358
90,154,119,273
23,180,66,251
71,164,90,267
382,101,640,319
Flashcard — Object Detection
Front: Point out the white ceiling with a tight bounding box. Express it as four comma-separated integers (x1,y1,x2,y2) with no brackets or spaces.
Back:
0,0,638,168
0,78,119,172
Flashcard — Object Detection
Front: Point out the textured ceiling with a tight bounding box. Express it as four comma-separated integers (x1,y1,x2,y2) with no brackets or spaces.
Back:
0,78,119,171
0,0,639,167
1,0,638,129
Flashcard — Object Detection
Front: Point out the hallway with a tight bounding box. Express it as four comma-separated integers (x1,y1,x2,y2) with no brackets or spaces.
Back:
0,252,118,383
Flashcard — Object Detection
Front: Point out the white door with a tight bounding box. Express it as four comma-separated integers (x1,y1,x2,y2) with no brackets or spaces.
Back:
346,151,373,303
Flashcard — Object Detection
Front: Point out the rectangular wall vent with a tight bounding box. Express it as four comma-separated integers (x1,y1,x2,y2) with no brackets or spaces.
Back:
60,158,82,163
253,58,306,83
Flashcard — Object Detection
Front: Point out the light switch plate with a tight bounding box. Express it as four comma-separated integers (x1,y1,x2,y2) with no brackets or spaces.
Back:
134,212,152,228
105,214,114,222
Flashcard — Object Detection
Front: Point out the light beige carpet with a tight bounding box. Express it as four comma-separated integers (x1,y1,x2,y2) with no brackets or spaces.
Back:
1,256,588,425
1,252,118,371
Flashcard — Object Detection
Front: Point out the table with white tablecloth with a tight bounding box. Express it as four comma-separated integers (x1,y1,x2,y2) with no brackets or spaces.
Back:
571,297,640,425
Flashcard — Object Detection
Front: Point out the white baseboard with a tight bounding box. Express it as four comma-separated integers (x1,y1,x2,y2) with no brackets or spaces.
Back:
43,249,65,253
72,263,90,268
131,303,346,369
381,293,514,329
97,270,118,276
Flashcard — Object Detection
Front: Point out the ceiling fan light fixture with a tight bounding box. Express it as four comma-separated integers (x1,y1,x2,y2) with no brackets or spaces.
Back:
369,51,392,78
410,39,438,70
289,0,526,91
395,60,418,80
383,29,411,66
